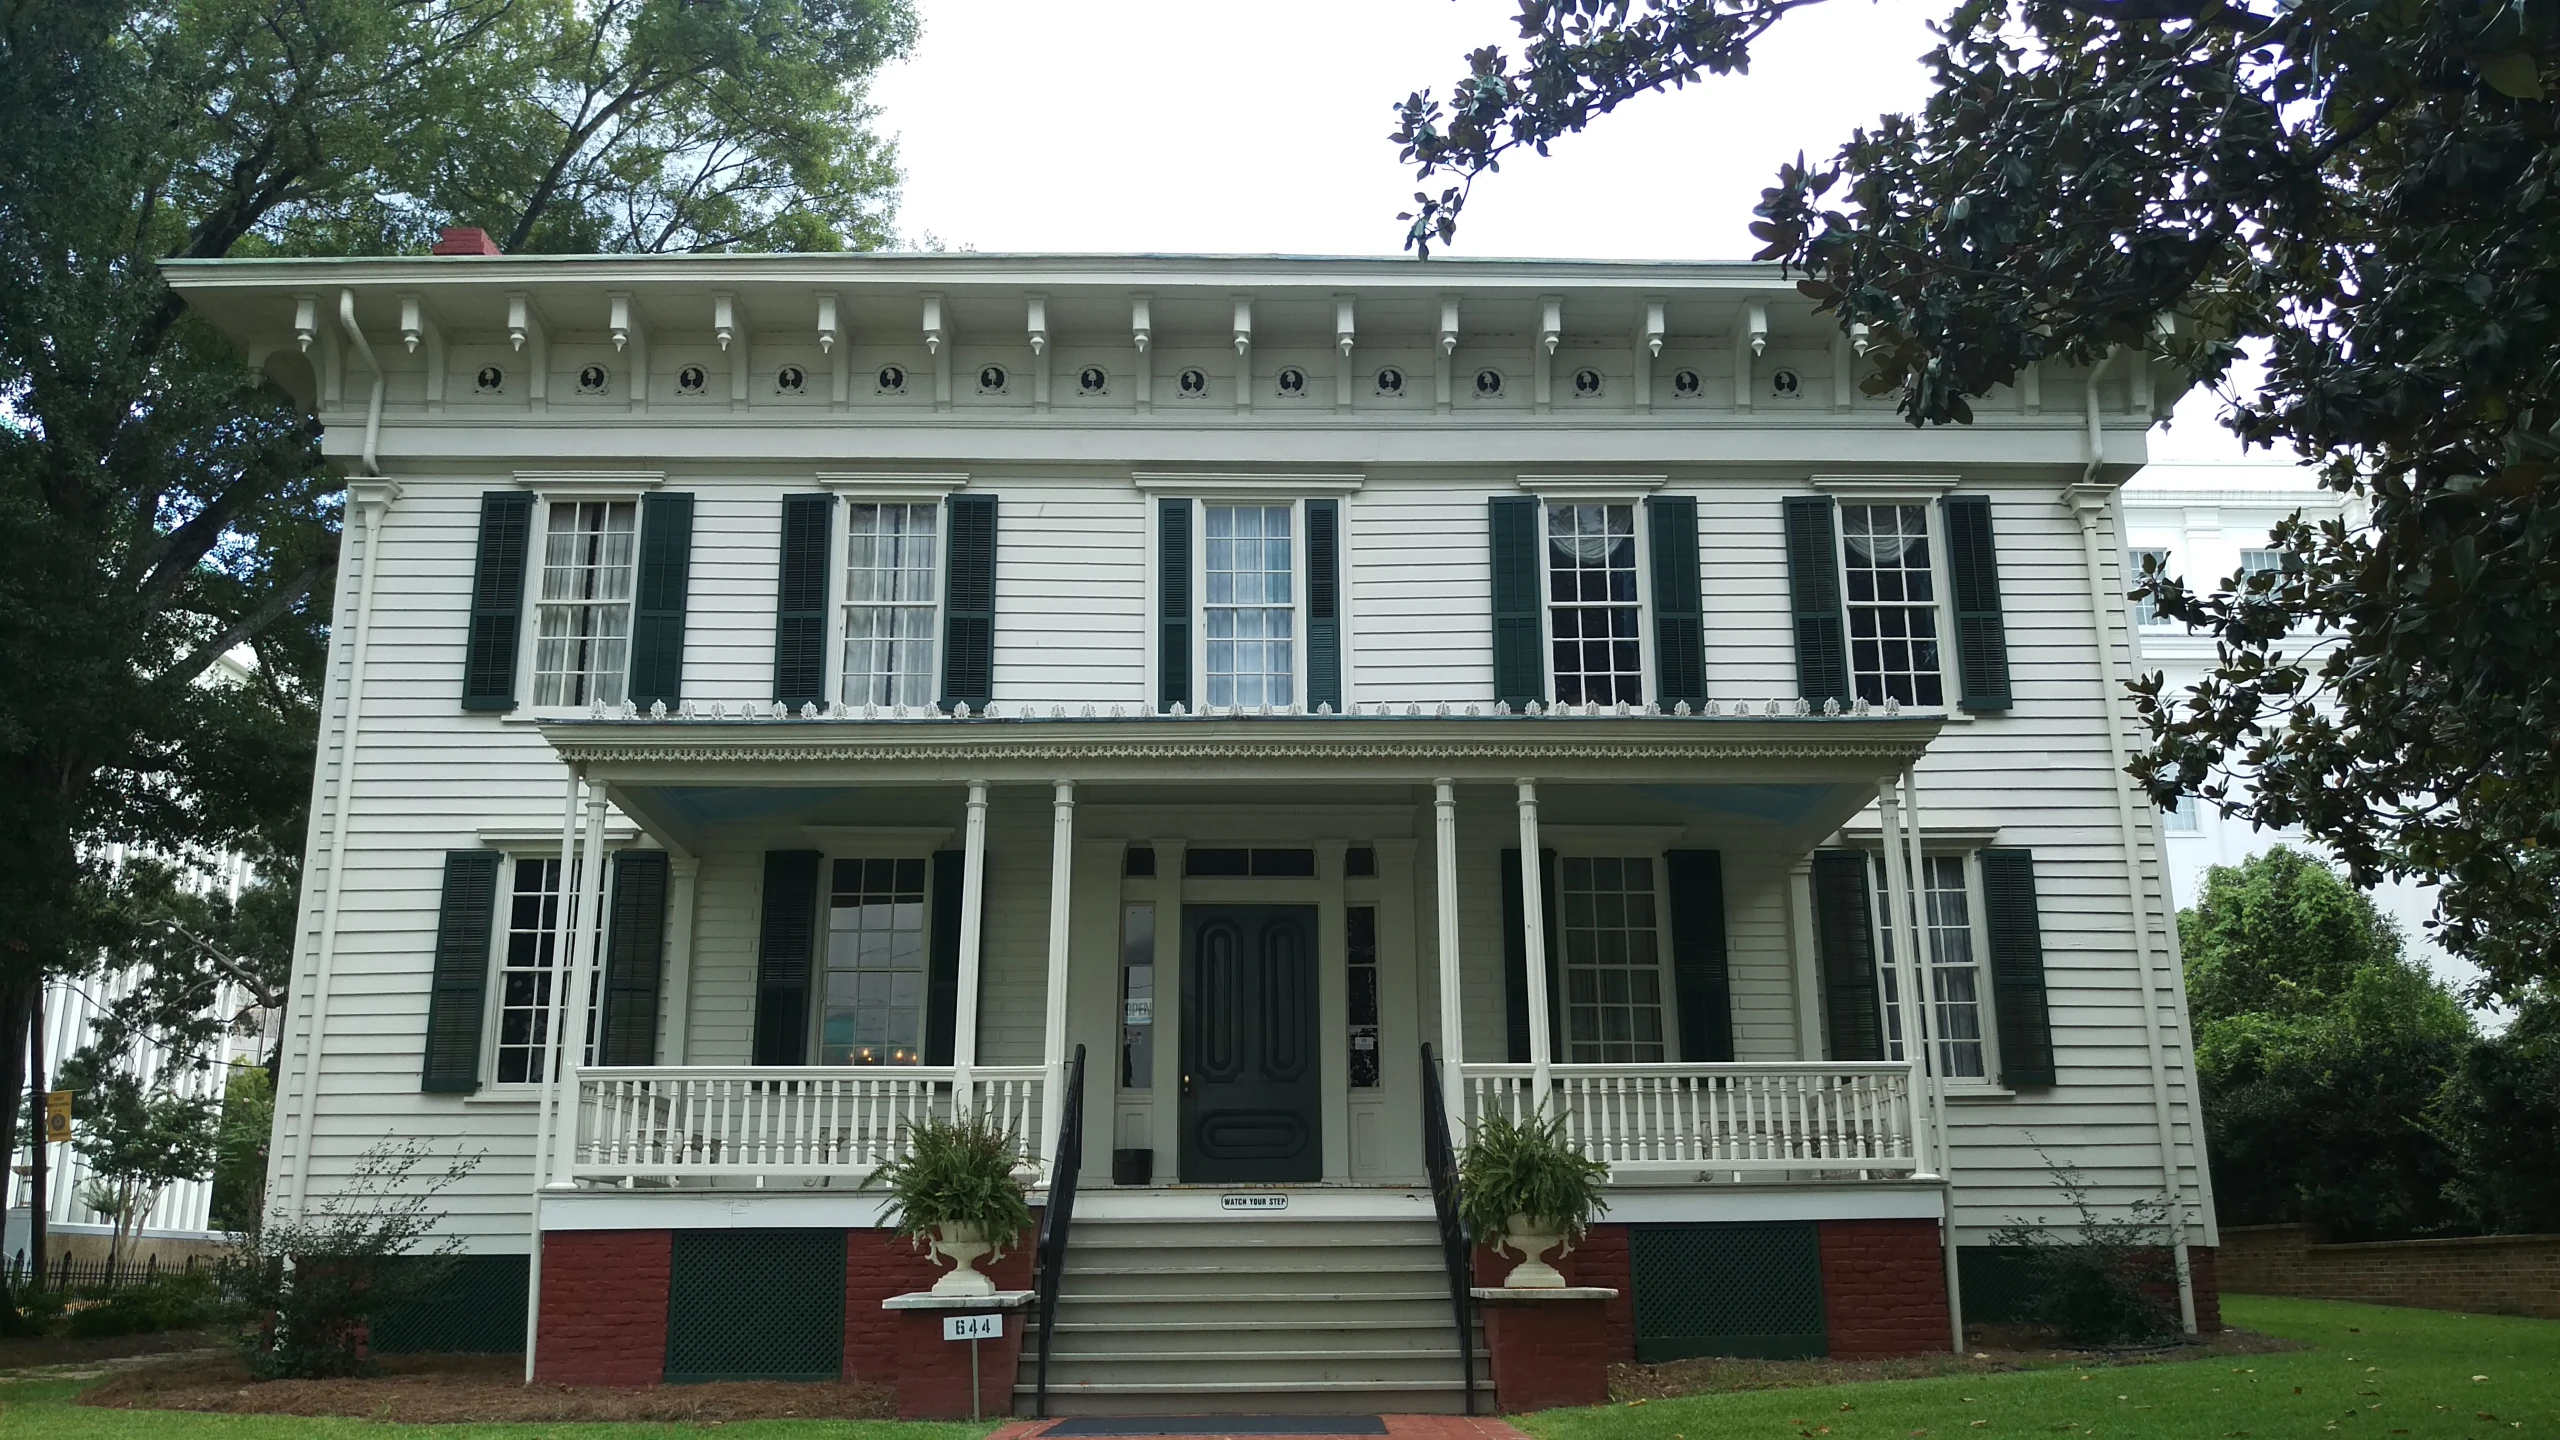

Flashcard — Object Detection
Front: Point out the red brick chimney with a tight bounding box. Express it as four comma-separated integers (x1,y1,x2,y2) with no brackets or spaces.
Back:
431,226,502,256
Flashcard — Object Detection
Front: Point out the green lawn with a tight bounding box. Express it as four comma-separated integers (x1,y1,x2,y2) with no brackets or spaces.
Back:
1524,1296,2560,1440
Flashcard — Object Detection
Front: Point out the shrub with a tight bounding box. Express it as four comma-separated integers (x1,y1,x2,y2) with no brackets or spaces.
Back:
1454,1110,1610,1248
220,1139,480,1379
1988,1159,2179,1347
63,1268,225,1338
863,1112,1034,1254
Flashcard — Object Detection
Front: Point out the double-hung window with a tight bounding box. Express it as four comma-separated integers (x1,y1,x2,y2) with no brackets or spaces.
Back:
1870,853,1990,1080
1204,502,1295,708
492,856,567,1084
822,857,930,1065
1558,855,1667,1063
1840,502,1945,708
532,500,637,706
841,502,941,708
1546,503,1642,705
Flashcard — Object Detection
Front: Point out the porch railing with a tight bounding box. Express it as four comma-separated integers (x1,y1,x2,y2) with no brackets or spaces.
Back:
1458,1062,1920,1176
572,1065,1047,1182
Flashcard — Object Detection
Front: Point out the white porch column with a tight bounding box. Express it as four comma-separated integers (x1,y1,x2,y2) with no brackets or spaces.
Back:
1897,767,1965,1354
951,781,991,1110
1432,778,1466,1142
524,764,583,1383
660,856,700,1064
1040,781,1077,1163
1515,779,1554,1109
1874,778,1936,1181
549,783,612,1188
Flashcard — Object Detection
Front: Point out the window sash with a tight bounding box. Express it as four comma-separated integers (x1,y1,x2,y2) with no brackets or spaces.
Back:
1545,502,1643,705
1558,855,1667,1064
1873,853,1989,1079
822,856,931,1066
1840,503,1945,708
841,502,940,708
491,856,600,1083
531,500,637,707
1203,503,1295,709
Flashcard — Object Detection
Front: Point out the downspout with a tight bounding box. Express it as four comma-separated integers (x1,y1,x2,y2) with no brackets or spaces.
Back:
282,479,394,1216
338,290,384,477
2068,364,2200,1333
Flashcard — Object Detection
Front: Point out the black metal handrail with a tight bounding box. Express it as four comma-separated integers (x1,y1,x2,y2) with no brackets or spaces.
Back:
1033,1042,1087,1418
1419,1042,1478,1416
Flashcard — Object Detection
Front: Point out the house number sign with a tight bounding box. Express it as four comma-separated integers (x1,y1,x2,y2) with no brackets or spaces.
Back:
942,1313,1003,1341
1221,1193,1288,1212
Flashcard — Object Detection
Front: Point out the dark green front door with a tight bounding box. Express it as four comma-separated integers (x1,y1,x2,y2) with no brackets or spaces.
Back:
1180,904,1320,1183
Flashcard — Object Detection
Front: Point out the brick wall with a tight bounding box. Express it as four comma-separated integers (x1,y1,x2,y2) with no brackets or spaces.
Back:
2217,1224,2560,1320
1472,1223,1636,1365
1817,1218,1949,1357
535,1229,670,1386
844,1213,1039,1383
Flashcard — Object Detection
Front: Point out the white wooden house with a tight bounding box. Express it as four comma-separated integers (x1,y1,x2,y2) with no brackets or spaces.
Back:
167,248,2221,1411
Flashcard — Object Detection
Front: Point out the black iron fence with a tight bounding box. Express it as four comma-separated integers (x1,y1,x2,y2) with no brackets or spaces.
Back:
4,1250,206,1294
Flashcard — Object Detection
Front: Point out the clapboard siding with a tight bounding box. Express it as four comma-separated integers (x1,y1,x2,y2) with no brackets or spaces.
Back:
990,483,1149,710
1347,489,1493,703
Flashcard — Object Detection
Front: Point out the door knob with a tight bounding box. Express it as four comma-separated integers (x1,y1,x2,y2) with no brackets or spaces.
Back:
1181,1073,1194,1096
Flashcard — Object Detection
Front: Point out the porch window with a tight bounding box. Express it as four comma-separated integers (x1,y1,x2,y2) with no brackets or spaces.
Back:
1546,502,1642,705
1871,853,1989,1079
1558,856,1667,1063
1840,503,1945,708
1203,502,1294,708
842,502,940,708
823,858,929,1065
494,856,571,1083
532,500,637,707
1347,906,1380,1087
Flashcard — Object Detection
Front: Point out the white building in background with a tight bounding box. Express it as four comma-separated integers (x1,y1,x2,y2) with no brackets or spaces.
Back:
2118,454,2464,988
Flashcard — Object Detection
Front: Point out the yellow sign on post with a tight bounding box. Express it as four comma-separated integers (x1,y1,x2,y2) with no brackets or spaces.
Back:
43,1090,72,1143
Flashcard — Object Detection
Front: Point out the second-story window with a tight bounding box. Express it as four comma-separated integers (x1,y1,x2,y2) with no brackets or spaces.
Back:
1841,502,1945,708
1547,502,1642,705
1205,502,1294,708
842,502,940,708
533,500,637,706
2128,547,2170,627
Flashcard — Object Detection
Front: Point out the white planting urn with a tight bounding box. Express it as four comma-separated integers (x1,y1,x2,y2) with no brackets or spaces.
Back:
1498,1212,1570,1288
928,1221,997,1296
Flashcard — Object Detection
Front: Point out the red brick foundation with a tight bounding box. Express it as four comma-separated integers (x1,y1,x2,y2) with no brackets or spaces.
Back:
1479,1293,1613,1413
534,1229,671,1386
889,1302,1033,1419
1471,1223,1636,1365
845,1215,1037,1384
1818,1218,1949,1357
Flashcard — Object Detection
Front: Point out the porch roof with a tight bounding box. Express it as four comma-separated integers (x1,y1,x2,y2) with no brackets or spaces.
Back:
537,710,1942,855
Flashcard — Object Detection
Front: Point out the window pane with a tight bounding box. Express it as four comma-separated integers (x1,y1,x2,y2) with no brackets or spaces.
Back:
1545,503,1643,705
1204,503,1293,708
1840,503,1944,708
843,503,940,708
1347,906,1381,1087
1558,856,1666,1063
822,857,932,1065
532,501,638,707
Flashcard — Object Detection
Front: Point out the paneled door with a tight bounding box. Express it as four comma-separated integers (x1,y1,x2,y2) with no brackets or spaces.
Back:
1179,905,1321,1183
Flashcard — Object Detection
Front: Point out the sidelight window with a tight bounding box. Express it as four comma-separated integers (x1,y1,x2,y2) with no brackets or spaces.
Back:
1558,856,1667,1063
1347,906,1380,1087
822,858,928,1065
1120,903,1155,1089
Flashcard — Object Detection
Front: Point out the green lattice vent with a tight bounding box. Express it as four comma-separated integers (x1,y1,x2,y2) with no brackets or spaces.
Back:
1630,1221,1827,1361
1957,1245,2043,1324
372,1254,528,1354
664,1229,844,1383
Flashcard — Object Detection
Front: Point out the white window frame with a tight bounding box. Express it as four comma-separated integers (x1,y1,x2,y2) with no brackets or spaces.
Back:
831,499,948,710
1536,498,1656,708
1541,827,1686,1065
1832,496,1958,713
512,474,662,717
1867,849,2000,1087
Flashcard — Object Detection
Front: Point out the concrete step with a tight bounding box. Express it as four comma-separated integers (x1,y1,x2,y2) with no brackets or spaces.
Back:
1035,1350,1482,1386
1035,1318,1474,1356
1016,1379,1480,1417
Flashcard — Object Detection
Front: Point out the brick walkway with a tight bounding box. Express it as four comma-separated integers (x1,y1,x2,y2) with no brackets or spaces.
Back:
988,1418,1531,1440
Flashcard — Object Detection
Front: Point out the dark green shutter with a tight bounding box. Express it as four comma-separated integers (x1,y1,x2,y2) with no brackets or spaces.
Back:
1941,494,2013,711
421,850,501,1092
462,492,532,711
598,850,670,1067
1665,850,1733,1062
1489,496,1545,709
923,849,964,1064
1648,495,1705,708
1499,848,1561,1064
1159,498,1192,711
752,850,820,1065
941,493,997,709
774,494,833,710
1307,498,1343,712
1979,848,2057,1086
1812,849,1885,1062
1783,496,1850,709
629,492,694,709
